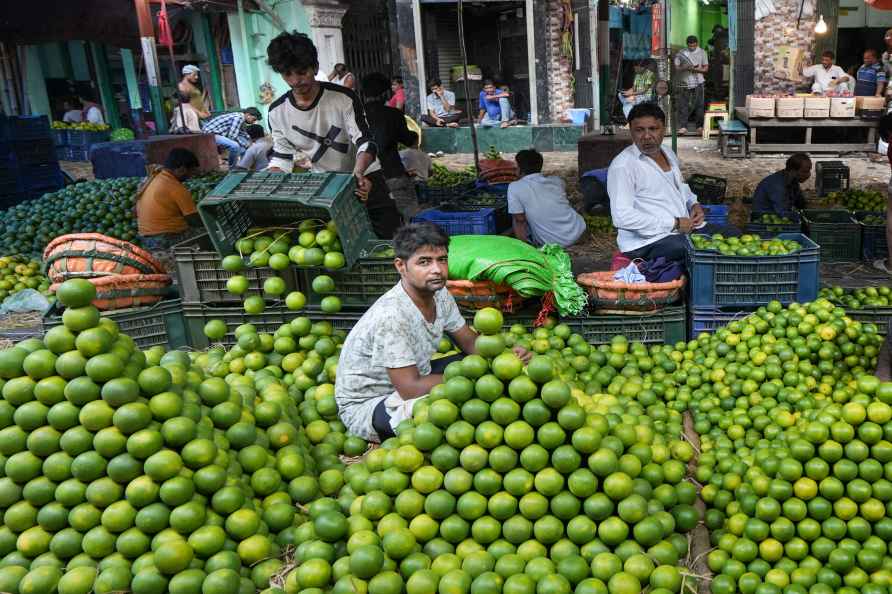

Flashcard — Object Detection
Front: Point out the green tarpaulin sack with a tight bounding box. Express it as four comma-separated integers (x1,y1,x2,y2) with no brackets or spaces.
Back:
448,235,587,317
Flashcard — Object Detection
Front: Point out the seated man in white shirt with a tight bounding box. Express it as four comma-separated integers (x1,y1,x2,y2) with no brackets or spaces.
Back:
802,51,850,94
508,149,586,248
607,102,737,262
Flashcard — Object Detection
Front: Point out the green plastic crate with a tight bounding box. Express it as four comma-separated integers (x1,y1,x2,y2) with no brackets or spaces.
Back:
183,303,363,349
802,209,861,262
298,240,398,307
43,299,188,350
198,172,377,267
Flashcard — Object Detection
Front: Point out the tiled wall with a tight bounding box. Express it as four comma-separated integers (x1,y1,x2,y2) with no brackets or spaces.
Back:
753,0,817,95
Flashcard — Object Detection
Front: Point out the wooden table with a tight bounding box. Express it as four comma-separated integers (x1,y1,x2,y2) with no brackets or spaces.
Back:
735,107,877,153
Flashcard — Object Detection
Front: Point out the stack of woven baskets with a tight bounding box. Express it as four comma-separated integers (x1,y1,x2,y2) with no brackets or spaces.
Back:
43,233,172,311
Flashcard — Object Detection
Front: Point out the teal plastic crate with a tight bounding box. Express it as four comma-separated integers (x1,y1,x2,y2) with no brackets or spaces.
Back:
198,172,377,267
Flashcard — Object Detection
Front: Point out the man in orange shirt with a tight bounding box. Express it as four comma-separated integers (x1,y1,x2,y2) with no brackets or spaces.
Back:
136,149,204,265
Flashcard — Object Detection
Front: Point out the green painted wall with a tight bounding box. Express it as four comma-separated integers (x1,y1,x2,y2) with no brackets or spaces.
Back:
68,41,90,81
669,0,701,48
23,47,51,117
227,2,311,118
38,44,68,79
699,5,726,47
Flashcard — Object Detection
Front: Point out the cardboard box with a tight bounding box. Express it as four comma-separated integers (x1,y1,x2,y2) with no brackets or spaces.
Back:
773,46,803,81
856,96,886,111
830,97,856,118
746,95,775,118
776,97,804,118
803,97,830,118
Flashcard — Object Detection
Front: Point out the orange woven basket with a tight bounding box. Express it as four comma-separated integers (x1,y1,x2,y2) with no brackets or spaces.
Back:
446,280,524,313
576,271,685,311
44,233,166,283
51,274,173,311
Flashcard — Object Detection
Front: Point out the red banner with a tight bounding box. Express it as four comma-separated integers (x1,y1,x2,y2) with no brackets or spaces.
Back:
157,0,173,48
651,2,664,55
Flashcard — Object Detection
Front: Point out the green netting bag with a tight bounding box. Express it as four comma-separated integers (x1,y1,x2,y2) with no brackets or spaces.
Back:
448,235,587,316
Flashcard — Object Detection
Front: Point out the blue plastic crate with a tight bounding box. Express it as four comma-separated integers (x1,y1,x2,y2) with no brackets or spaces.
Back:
412,207,497,235
67,130,110,147
473,180,510,196
0,115,50,141
686,232,820,307
65,146,91,162
702,204,729,226
689,306,758,337
51,129,68,146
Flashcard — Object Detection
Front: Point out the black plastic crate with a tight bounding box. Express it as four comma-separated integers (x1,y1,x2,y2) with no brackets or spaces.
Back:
44,299,187,350
183,303,363,349
687,174,726,204
172,233,299,305
198,172,376,267
20,163,64,193
745,211,802,237
459,189,512,233
297,240,398,307
815,161,850,197
0,115,50,142
802,209,861,262
854,211,888,261
686,233,820,307
416,181,475,206
13,139,57,166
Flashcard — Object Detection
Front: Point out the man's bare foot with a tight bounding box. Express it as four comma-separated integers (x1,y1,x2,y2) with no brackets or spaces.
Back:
500,121,510,128
695,127,703,136
678,128,688,135
447,122,459,128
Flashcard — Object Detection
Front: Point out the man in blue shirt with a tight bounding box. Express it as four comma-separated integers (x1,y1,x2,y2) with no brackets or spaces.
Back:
855,49,886,97
752,153,810,215
478,80,515,128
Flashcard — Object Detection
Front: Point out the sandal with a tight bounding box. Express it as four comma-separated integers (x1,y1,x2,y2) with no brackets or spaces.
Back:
874,259,892,275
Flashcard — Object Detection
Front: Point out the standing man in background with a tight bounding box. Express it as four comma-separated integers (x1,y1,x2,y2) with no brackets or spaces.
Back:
265,31,401,239
674,35,708,136
855,49,886,97
178,65,210,119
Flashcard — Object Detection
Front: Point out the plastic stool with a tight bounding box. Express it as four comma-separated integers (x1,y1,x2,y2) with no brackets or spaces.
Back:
702,111,730,140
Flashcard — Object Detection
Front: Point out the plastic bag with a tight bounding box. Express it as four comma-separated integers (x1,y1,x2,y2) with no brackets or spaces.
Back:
0,290,52,314
448,235,587,316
